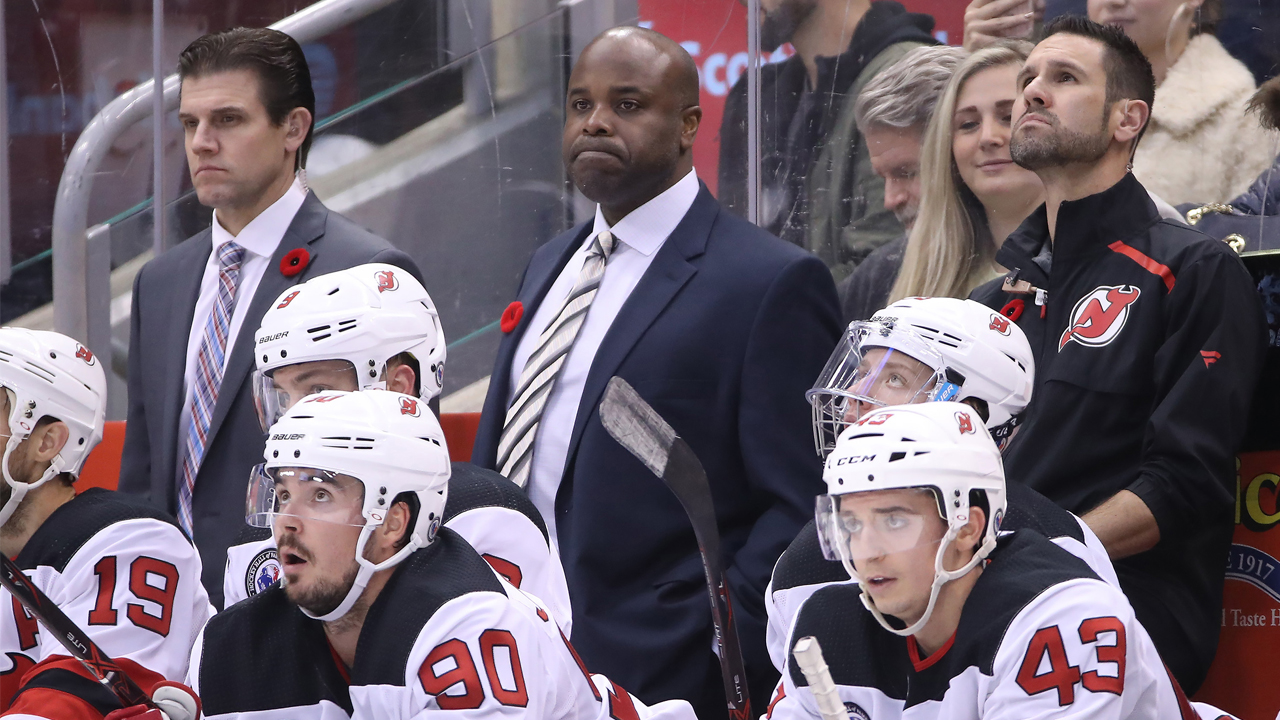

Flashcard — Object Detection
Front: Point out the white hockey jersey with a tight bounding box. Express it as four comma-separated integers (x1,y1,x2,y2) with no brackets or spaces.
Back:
191,528,691,720
765,529,1232,720
222,461,573,636
1,488,213,719
764,482,1118,672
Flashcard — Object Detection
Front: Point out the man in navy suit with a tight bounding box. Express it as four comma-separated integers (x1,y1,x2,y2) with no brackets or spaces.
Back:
472,27,841,720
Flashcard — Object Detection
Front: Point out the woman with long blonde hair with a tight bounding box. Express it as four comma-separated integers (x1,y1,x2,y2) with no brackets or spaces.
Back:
886,41,1044,305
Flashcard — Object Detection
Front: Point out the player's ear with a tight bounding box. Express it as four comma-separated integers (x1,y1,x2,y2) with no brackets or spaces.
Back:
959,506,987,555
30,420,70,463
370,499,413,563
386,362,416,396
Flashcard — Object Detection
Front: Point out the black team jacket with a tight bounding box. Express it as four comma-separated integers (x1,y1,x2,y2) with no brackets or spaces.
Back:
970,172,1266,693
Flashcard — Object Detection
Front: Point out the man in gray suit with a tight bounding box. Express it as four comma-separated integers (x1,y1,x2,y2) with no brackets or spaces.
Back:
119,28,421,608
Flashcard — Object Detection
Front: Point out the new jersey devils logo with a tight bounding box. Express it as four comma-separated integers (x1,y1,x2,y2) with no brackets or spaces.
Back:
277,290,300,309
956,410,975,434
376,270,398,293
989,314,1011,335
400,396,421,417
74,344,95,365
1059,285,1142,351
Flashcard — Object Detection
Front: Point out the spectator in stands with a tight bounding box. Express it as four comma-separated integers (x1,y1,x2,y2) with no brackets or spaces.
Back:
1087,0,1277,204
846,42,1045,322
963,0,1045,50
970,16,1266,692
718,0,936,281
118,28,421,609
836,45,967,323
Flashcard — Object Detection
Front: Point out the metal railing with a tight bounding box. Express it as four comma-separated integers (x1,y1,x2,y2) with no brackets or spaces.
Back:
50,0,402,359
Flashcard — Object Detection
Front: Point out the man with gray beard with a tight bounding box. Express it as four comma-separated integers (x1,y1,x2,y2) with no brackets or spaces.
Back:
970,15,1266,693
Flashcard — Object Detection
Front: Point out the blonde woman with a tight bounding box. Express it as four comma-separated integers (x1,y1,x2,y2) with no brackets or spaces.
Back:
884,41,1044,306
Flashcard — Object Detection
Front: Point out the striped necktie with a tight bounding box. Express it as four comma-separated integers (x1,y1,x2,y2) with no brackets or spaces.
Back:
176,241,247,536
497,230,616,487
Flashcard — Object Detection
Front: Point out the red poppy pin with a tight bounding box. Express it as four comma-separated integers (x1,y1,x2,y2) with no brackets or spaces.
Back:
501,301,524,334
280,248,311,278
999,298,1025,323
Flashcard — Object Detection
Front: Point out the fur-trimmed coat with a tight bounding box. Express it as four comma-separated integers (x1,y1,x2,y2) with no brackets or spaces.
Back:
1133,34,1279,206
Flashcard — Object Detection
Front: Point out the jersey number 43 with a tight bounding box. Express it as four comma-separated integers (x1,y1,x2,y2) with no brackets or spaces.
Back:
1016,617,1125,706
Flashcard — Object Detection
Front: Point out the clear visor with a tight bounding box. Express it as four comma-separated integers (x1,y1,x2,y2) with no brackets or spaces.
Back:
815,491,945,563
805,323,956,456
253,359,360,431
245,464,367,528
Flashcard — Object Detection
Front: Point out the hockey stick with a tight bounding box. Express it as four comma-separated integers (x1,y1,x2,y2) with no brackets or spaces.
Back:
1,552,156,709
598,376,752,720
792,636,846,720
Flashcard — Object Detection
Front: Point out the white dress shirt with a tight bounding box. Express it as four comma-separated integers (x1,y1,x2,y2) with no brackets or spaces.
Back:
178,179,308,445
508,168,700,549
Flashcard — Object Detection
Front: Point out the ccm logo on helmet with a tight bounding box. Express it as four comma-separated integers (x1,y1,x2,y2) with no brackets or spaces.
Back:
989,314,1011,335
1059,285,1141,351
400,397,421,417
833,454,877,466
956,411,975,434
277,290,301,309
376,270,399,293
75,344,96,365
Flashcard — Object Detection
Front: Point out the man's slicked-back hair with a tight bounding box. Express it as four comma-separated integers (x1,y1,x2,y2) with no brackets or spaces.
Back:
1041,15,1155,111
178,27,316,169
855,45,969,132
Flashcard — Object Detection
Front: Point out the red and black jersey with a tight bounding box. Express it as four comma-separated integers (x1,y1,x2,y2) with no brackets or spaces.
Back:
970,173,1267,692
1,488,212,719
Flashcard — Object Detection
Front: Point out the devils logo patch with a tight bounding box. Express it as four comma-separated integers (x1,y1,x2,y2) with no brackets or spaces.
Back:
1059,285,1141,351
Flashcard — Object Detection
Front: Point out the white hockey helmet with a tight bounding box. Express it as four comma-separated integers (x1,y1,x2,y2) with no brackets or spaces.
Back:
252,263,446,431
807,298,1034,456
0,328,107,527
245,389,450,621
815,402,1005,637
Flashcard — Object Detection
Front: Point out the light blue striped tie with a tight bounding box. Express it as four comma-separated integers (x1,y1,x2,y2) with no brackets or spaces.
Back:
176,241,246,536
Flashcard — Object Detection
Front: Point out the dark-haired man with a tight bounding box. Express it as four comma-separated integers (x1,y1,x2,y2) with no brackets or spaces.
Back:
718,0,937,280
970,16,1266,693
473,25,841,720
119,27,422,609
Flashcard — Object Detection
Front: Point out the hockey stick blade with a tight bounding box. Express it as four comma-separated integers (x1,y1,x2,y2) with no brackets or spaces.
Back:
1,552,155,709
599,377,752,720
792,636,847,720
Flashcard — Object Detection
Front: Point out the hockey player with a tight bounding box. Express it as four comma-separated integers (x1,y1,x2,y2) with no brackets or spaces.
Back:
766,298,1115,672
188,390,691,720
766,402,1229,720
0,328,210,719
223,263,571,636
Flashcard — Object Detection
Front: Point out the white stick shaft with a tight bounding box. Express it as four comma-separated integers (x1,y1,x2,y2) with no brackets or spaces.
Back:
792,636,847,720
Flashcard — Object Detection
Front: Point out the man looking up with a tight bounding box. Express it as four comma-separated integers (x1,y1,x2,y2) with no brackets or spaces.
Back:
473,26,841,720
221,263,572,640
719,0,936,279
970,15,1266,692
119,27,421,609
765,403,1233,720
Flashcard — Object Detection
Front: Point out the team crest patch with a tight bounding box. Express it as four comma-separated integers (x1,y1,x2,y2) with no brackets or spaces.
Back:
989,313,1011,335
842,702,871,720
75,344,96,365
376,270,399,293
1059,285,1141,351
245,548,281,597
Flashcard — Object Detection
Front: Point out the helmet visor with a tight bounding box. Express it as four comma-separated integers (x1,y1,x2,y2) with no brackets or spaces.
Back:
246,464,366,528
815,491,943,563
253,360,359,431
806,323,956,456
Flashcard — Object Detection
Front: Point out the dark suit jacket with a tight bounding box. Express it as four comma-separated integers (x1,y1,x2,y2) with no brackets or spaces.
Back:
118,192,421,608
472,185,841,719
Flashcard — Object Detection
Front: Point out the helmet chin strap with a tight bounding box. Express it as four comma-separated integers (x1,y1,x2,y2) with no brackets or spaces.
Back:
843,527,996,638
0,420,65,529
301,523,418,623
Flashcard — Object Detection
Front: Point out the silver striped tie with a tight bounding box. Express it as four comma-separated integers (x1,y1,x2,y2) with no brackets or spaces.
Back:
497,230,617,487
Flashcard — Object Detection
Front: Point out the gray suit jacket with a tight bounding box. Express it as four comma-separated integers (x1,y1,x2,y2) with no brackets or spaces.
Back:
118,192,422,608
